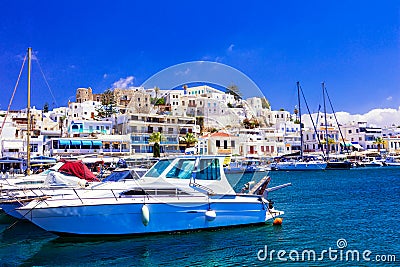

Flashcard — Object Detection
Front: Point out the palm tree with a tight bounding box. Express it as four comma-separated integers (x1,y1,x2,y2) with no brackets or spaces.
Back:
149,132,164,157
181,133,197,149
59,115,66,137
321,138,336,152
373,137,385,153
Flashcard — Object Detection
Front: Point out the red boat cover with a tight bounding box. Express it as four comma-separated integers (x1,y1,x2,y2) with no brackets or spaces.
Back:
58,160,100,182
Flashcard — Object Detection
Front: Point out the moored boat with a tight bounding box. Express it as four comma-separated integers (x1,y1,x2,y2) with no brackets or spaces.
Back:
16,155,290,236
385,156,400,166
0,160,100,219
270,155,327,171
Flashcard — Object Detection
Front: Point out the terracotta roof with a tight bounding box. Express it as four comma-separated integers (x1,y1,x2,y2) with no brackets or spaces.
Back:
210,132,231,137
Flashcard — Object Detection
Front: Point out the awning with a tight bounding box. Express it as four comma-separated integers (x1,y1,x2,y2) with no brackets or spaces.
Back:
59,140,71,146
92,140,103,146
71,140,81,146
81,140,92,146
0,157,23,163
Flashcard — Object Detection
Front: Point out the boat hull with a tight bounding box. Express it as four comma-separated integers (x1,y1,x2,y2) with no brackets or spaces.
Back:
17,196,282,236
326,161,352,170
271,162,327,171
0,201,24,219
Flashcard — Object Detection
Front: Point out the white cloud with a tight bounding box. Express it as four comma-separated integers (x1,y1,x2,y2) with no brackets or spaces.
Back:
386,96,393,101
335,107,400,127
304,107,400,128
227,44,234,52
103,73,108,79
112,76,134,88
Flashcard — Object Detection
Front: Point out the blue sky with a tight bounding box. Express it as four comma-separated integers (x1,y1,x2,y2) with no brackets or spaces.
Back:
0,1,399,114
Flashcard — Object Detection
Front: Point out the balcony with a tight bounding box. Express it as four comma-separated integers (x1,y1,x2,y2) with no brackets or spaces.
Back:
217,148,232,155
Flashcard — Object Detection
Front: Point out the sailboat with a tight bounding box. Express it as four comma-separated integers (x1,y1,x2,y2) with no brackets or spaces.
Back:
270,82,327,171
321,82,352,170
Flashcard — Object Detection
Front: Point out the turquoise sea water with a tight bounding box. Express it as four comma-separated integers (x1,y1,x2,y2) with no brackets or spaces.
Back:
0,167,399,266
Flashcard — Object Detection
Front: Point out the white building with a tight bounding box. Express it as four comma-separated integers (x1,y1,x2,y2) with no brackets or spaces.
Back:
68,120,113,137
68,100,100,121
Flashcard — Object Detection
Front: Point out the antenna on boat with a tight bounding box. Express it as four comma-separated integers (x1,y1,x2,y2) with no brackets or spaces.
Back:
323,83,350,155
297,83,326,158
296,82,303,159
322,82,329,161
26,47,32,175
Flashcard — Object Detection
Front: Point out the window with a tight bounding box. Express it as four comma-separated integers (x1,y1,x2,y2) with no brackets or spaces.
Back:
195,159,221,180
165,159,195,179
216,140,221,147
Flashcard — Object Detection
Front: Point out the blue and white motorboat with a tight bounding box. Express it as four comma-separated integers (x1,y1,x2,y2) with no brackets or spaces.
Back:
224,158,269,174
16,155,290,236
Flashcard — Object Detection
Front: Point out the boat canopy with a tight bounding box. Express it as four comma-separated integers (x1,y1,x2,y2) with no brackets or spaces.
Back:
58,160,100,182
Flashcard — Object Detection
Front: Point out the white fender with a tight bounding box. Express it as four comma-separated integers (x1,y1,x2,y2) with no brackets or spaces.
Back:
141,204,150,226
205,209,216,221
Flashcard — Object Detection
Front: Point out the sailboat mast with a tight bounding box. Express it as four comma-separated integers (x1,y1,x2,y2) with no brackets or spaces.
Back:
322,82,329,160
26,47,32,175
296,82,303,158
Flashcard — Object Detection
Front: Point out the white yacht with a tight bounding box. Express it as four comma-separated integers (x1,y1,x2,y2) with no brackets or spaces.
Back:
16,155,290,236
0,161,100,219
270,155,327,171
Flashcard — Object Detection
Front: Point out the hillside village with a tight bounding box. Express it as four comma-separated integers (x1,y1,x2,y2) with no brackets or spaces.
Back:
1,85,400,163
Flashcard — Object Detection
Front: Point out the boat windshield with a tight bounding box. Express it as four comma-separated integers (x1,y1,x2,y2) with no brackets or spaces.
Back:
102,170,133,182
144,158,222,180
166,159,195,179
144,159,173,178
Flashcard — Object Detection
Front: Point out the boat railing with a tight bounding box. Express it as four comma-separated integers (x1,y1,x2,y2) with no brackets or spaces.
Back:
189,181,215,195
31,186,205,205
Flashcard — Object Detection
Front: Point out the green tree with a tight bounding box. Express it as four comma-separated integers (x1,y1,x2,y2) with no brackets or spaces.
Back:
321,138,336,152
261,97,270,109
95,89,118,119
243,117,260,129
43,102,49,113
180,132,197,149
149,132,165,157
226,84,242,101
155,98,165,105
154,86,160,99
59,115,66,137
373,137,385,153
